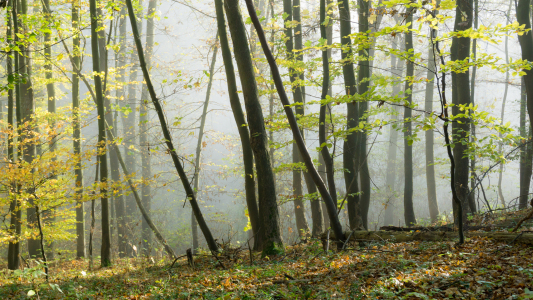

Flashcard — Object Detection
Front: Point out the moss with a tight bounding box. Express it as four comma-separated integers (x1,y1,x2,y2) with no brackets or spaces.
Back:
261,241,284,257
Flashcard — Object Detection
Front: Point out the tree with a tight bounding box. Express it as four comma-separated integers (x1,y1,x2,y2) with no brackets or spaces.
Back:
90,0,112,266
214,0,260,250
225,0,283,254
403,7,416,226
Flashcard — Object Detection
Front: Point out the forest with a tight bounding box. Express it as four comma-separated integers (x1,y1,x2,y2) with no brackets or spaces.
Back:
1,0,533,297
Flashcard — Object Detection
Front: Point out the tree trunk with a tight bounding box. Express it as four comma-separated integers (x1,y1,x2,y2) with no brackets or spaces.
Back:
336,0,360,230
425,6,439,222
125,0,218,252
115,4,129,258
18,0,39,259
283,0,311,237
357,0,372,229
139,0,157,257
403,11,416,226
225,0,283,255
451,0,473,222
192,36,218,254
469,0,478,213
243,0,346,244
214,0,260,250
90,0,112,267
7,8,21,269
318,0,335,233
520,78,533,209
71,0,86,259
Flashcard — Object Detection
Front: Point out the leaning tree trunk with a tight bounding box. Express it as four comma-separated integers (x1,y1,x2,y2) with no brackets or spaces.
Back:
225,0,283,255
336,0,360,230
192,36,218,254
243,0,346,244
139,0,157,257
90,0,112,267
403,11,416,226
126,0,218,252
451,0,473,223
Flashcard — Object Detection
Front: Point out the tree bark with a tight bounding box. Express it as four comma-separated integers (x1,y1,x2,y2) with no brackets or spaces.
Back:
90,0,112,267
125,0,219,252
469,0,478,213
357,0,371,229
214,0,260,250
520,78,533,209
225,0,283,254
403,10,416,226
243,0,346,244
71,0,86,259
451,0,473,222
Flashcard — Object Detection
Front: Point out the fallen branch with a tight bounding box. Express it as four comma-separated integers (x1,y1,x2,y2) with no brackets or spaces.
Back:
512,199,533,232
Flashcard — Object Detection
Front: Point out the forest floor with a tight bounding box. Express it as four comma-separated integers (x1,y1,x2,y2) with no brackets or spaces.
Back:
2,210,533,299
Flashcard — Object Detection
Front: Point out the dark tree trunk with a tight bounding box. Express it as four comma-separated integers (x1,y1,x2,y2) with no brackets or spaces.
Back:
451,0,473,223
90,0,112,267
469,0,478,213
225,0,283,254
403,11,416,226
214,0,261,250
358,0,371,228
520,78,533,209
336,0,360,230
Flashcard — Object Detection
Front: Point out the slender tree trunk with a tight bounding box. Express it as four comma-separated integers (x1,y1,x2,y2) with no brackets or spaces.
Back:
520,78,533,209
115,4,128,258
90,0,112,266
425,8,439,222
319,0,335,233
336,0,360,230
469,0,478,213
192,36,218,254
42,0,56,260
71,0,86,259
140,0,157,257
357,0,372,229
403,11,416,226
7,5,21,269
451,0,473,223
214,0,260,250
18,0,39,258
497,0,513,209
244,0,346,244
225,0,282,254
126,0,218,252
283,0,310,237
